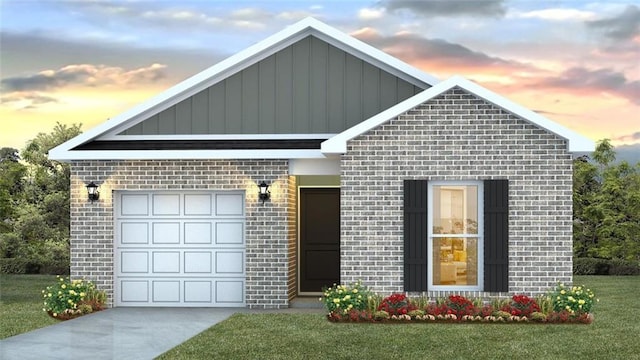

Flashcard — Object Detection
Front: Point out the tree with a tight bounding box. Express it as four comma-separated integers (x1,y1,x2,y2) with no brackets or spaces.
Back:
0,122,81,274
573,139,640,261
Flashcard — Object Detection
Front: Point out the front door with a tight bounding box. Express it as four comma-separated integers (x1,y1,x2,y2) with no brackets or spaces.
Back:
299,188,340,293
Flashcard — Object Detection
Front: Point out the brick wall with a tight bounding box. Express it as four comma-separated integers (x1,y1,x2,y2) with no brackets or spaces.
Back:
69,159,290,309
340,87,574,298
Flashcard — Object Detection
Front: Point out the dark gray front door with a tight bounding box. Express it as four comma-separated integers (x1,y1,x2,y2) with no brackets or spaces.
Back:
299,188,340,292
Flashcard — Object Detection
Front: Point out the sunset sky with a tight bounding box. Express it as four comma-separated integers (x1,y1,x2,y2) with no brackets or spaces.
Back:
1,0,638,154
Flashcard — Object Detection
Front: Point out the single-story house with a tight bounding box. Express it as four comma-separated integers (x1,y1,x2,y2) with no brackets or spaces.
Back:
50,17,594,309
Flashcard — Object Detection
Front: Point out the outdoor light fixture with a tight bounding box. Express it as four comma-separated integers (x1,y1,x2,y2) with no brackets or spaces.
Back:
258,181,270,203
86,182,100,203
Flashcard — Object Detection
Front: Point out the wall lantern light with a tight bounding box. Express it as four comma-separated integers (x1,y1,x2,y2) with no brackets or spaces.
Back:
86,182,100,203
258,181,270,203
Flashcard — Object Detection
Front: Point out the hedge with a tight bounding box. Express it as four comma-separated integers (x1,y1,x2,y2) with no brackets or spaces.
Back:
573,257,640,275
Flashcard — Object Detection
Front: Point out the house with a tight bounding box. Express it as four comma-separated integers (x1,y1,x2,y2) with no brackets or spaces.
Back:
49,18,594,308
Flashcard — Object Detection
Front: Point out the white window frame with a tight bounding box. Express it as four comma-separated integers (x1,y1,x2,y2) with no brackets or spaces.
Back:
427,181,484,291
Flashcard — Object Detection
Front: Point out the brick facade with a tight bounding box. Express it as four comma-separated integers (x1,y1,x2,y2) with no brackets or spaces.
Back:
69,159,290,309
340,88,574,298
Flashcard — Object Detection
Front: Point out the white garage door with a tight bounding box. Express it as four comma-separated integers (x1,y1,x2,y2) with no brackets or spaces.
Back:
114,191,245,307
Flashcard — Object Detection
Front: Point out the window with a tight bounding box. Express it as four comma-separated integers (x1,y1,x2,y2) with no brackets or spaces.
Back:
403,179,508,293
428,182,483,291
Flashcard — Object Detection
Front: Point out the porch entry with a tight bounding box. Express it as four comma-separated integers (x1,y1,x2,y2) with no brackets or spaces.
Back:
299,187,340,293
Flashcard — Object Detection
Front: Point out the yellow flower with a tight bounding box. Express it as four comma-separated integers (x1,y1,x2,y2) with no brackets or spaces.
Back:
53,313,58,317
80,292,86,297
353,289,358,294
560,290,565,295
61,284,66,289
565,305,571,310
333,298,340,304
343,295,351,301
578,299,585,305
568,296,575,302
48,293,52,297
347,304,353,310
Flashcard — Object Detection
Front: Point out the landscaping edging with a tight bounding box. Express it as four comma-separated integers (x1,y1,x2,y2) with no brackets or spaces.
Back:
326,311,594,324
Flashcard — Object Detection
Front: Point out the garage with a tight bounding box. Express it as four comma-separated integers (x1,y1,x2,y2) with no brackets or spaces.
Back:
114,191,245,307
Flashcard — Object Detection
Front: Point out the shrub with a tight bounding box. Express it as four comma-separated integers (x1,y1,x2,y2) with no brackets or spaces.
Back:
608,259,640,275
550,283,597,315
573,257,610,275
377,293,416,316
536,295,554,315
446,295,475,318
507,294,540,317
42,276,106,319
320,281,372,314
530,312,547,322
373,310,389,320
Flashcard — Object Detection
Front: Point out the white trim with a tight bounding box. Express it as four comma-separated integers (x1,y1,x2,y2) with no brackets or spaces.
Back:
98,133,337,141
427,181,484,292
297,185,341,296
48,149,328,162
289,158,340,175
49,17,439,161
321,75,595,154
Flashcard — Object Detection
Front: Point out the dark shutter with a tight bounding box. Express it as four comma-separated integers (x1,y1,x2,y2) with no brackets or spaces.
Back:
404,180,428,292
483,179,509,292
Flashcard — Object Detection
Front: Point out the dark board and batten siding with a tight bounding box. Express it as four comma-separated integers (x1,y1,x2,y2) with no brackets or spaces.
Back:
121,36,425,136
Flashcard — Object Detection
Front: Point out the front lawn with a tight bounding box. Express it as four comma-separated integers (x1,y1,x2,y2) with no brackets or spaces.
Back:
159,276,639,360
0,274,58,339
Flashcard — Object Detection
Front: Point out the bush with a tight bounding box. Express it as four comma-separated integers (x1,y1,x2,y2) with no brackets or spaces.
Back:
0,257,27,274
42,276,106,319
608,259,640,275
573,257,640,275
573,258,610,275
550,283,597,315
377,293,416,316
320,281,372,314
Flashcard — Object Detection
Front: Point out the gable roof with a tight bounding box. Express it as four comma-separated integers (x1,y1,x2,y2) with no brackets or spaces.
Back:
321,75,595,154
49,17,439,161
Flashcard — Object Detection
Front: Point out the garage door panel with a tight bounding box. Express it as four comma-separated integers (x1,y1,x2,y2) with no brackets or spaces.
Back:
121,252,149,273
184,252,212,273
121,280,149,303
215,251,244,274
152,222,181,244
184,222,212,244
185,281,213,303
184,194,213,215
116,191,245,307
215,222,244,245
120,222,149,244
152,194,181,215
121,194,149,216
152,251,181,273
153,281,181,303
215,194,244,216
215,281,244,304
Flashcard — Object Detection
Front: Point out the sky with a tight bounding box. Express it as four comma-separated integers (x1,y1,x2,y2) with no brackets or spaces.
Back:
1,0,639,157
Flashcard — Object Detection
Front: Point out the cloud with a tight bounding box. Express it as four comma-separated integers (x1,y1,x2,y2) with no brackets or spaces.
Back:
0,92,60,110
586,5,640,40
615,131,640,142
358,8,385,20
383,0,506,17
353,30,538,76
513,8,595,21
533,67,640,105
1,63,167,92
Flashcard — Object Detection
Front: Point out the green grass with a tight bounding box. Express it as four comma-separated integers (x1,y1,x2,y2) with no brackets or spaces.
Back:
159,276,640,360
0,274,58,339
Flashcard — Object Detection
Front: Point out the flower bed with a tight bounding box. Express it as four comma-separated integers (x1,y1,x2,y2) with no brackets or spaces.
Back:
321,282,596,325
42,276,107,321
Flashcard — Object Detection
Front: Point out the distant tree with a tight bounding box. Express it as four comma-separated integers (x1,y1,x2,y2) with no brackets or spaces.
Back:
573,139,640,261
0,122,81,274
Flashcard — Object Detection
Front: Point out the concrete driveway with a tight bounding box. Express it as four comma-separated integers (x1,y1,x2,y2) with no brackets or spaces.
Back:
0,307,243,360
